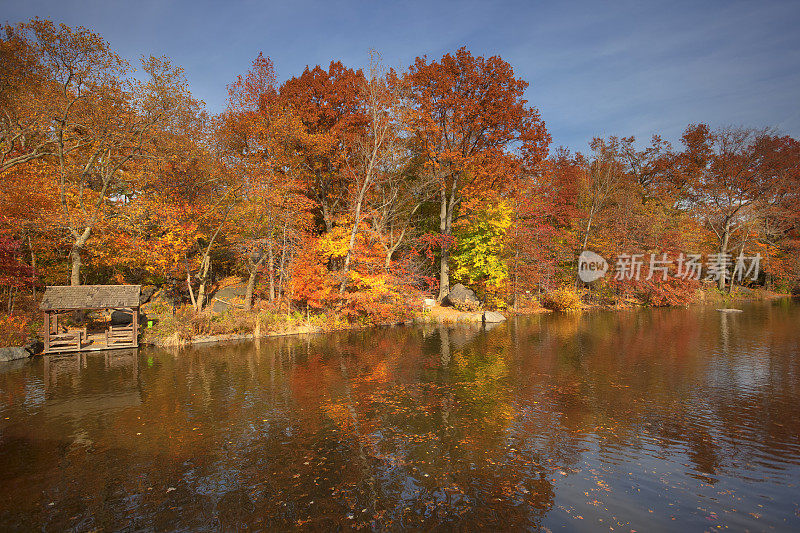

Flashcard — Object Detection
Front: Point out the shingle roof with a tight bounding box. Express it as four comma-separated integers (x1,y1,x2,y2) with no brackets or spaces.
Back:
40,285,141,311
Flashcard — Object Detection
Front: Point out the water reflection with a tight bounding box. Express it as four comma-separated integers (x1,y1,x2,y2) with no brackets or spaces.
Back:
0,301,799,530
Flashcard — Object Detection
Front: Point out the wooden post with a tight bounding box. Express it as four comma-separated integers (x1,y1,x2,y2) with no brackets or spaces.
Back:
132,307,138,347
43,312,50,353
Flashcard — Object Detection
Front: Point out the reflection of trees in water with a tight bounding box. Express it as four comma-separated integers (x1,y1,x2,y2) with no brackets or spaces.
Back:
511,305,800,483
310,324,557,530
1,304,800,529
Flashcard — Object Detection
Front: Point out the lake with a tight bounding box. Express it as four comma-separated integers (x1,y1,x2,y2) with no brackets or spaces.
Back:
1,300,799,531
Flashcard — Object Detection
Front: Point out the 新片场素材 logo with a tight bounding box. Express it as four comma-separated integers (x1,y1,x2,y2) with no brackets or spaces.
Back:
575,251,761,283
578,250,608,282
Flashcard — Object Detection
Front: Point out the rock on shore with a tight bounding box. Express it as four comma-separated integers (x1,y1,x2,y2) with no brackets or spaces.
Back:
483,311,506,323
445,284,480,310
0,346,30,362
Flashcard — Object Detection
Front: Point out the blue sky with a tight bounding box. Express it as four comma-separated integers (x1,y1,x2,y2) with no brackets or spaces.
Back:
3,0,799,151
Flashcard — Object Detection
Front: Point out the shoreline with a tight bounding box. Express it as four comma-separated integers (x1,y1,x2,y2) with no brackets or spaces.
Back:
144,292,794,350
4,290,793,356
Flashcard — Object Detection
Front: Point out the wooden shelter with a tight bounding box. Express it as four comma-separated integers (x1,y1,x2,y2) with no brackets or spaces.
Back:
40,285,140,354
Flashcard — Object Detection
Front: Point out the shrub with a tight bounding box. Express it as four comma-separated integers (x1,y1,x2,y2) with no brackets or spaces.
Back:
0,314,30,347
145,305,195,343
611,277,700,307
541,287,582,311
453,299,481,312
510,293,541,311
343,288,418,325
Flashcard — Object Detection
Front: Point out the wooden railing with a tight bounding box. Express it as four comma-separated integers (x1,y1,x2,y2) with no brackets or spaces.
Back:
47,328,85,352
106,324,136,347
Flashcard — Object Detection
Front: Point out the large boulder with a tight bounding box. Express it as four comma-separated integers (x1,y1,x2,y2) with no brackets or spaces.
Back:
483,311,506,323
139,285,157,305
111,309,134,325
0,347,29,363
211,283,248,313
445,284,480,311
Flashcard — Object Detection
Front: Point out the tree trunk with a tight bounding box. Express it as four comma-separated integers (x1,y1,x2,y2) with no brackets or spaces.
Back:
718,223,730,291
69,248,82,286
581,213,593,251
339,192,366,295
244,256,266,311
437,189,453,301
385,243,398,272
187,263,197,309
321,204,333,233
268,240,275,302
728,231,748,294
69,227,92,286
575,207,595,288
277,224,288,303
192,211,229,312
196,254,211,312
244,269,257,312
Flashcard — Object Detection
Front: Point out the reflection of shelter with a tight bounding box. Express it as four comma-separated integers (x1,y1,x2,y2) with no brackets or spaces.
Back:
42,350,141,416
40,285,140,353
43,349,139,391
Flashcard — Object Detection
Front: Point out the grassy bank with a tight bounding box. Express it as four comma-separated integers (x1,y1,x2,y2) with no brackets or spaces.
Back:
141,306,360,348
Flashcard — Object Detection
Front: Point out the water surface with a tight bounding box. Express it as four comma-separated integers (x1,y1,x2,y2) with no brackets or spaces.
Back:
1,301,799,530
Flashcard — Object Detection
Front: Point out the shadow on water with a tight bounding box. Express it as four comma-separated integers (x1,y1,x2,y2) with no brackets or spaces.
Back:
1,300,799,530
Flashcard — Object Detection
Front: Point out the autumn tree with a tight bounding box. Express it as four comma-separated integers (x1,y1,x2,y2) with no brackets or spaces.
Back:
741,134,800,290
367,153,433,271
577,138,627,257
220,53,319,309
508,148,583,301
0,236,36,312
451,199,513,306
337,53,408,294
0,22,59,173
678,125,790,290
406,47,550,299
5,19,199,285
279,61,366,232
566,135,708,305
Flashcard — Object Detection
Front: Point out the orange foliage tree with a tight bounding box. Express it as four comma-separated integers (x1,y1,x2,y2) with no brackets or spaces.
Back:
3,19,200,285
220,53,322,309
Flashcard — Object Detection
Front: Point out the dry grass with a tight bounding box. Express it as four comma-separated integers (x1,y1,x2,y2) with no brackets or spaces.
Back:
541,287,583,311
142,305,356,346
424,305,482,324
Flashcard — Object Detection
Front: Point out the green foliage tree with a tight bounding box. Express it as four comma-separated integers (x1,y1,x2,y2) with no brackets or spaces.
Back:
451,201,513,307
